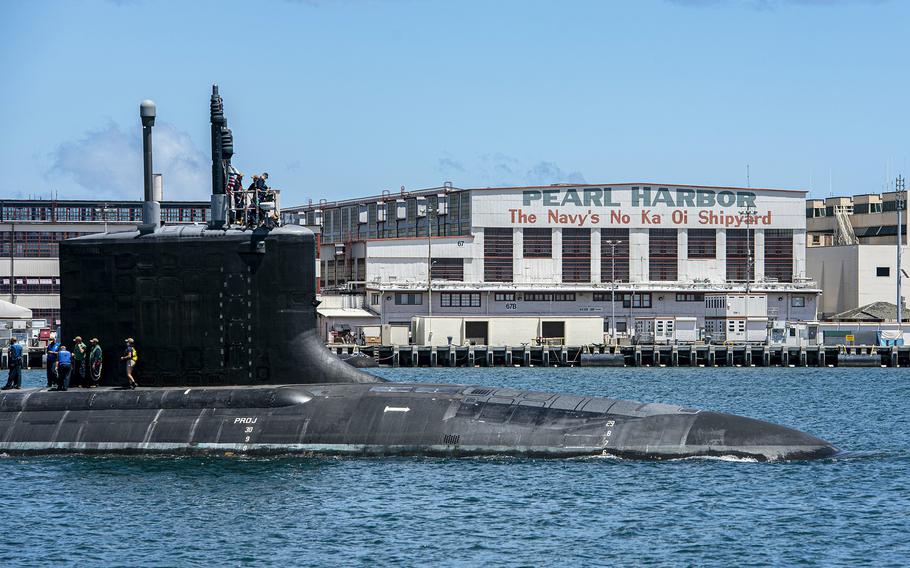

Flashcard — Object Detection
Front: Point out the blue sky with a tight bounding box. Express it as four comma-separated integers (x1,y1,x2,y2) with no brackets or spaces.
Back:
0,0,907,205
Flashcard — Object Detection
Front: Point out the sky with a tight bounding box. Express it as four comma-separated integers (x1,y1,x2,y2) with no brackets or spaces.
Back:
0,0,908,206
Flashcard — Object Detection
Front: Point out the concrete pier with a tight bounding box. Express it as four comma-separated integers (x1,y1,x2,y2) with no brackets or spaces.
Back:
326,344,910,369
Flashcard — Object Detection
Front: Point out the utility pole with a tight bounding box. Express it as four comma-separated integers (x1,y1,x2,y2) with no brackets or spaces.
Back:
897,175,905,324
427,199,434,344
604,240,618,345
739,200,757,343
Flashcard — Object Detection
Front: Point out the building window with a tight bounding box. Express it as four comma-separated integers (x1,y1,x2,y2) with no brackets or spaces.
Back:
394,293,422,305
791,296,806,308
370,293,380,305
30,308,61,325
593,292,622,302
0,277,61,294
765,229,793,283
523,293,576,302
440,292,481,307
0,231,92,258
877,266,891,277
687,229,716,259
622,293,651,308
726,229,755,282
562,228,591,283
649,229,678,281
523,228,552,258
484,228,513,282
675,293,704,302
430,258,464,281
494,293,516,301
601,229,630,282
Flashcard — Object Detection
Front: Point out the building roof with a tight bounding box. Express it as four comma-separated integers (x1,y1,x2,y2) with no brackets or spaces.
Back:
316,307,379,319
286,181,807,211
0,299,33,319
830,301,910,322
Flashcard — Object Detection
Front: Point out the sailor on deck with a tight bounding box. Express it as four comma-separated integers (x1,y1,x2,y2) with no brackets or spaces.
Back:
45,338,59,388
55,345,72,392
2,338,23,390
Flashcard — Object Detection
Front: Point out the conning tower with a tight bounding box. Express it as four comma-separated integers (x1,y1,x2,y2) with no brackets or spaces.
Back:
59,89,382,387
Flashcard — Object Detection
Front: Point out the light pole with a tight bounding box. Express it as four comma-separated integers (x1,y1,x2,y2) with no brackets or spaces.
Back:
739,201,756,343
95,205,115,233
426,199,435,344
604,240,618,345
897,175,905,324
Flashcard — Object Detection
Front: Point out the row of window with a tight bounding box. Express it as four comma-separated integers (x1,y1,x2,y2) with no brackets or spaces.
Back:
387,291,808,309
312,193,472,243
0,204,209,223
439,293,482,307
484,228,794,283
0,231,91,258
0,277,61,294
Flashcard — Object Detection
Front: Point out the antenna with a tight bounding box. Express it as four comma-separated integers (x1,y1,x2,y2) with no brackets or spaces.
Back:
746,164,751,188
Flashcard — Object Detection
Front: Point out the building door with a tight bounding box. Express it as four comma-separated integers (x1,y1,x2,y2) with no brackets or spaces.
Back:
465,321,489,346
540,321,566,345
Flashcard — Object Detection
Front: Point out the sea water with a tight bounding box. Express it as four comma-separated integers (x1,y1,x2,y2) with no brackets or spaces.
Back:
0,367,907,567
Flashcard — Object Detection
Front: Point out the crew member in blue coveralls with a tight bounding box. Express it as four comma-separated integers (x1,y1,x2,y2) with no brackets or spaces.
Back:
2,338,23,390
45,337,59,388
55,344,73,391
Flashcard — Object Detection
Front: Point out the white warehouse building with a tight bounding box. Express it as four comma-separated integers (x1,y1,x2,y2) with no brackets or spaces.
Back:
287,183,818,345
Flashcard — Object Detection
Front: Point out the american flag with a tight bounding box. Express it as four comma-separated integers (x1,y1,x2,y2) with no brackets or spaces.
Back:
226,165,243,193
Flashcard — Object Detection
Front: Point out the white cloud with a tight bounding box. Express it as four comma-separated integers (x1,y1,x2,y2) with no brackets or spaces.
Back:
48,121,210,200
437,153,586,187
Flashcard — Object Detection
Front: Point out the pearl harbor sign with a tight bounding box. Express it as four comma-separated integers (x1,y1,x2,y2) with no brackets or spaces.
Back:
470,184,806,229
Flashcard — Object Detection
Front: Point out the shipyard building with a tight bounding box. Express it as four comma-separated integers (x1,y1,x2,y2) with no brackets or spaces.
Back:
287,183,818,346
805,191,908,319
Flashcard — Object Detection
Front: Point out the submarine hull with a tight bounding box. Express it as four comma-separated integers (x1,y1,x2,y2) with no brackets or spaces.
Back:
0,384,837,461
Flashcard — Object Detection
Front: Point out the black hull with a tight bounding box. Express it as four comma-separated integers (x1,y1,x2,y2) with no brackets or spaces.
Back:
0,383,838,461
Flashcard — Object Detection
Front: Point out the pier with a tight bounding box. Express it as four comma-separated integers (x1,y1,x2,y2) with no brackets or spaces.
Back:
329,344,910,368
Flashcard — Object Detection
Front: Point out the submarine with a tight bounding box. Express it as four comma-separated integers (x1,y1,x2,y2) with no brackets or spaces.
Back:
0,87,838,461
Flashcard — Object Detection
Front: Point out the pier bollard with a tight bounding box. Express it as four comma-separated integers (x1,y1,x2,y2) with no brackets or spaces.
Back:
430,347,437,368
468,346,475,367
707,346,715,367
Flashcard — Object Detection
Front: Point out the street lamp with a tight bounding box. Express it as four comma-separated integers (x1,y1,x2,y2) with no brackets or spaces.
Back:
738,201,757,344
426,199,436,344
604,240,618,345
896,175,905,324
95,205,116,233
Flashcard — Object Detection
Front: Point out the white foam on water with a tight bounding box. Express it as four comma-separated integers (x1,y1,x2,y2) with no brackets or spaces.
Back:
672,455,761,463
